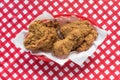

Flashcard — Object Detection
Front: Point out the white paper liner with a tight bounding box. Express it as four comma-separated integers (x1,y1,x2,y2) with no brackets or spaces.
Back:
12,12,107,66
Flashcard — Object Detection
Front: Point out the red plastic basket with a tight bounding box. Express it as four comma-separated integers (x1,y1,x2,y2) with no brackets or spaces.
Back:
34,14,97,62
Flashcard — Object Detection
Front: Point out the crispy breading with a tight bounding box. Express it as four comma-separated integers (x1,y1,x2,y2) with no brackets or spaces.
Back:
76,28,98,51
59,20,98,52
53,39,74,58
24,20,59,51
60,20,92,37
24,18,98,59
53,28,90,58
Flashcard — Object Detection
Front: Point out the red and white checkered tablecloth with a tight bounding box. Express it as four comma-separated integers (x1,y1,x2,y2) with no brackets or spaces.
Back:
0,0,120,80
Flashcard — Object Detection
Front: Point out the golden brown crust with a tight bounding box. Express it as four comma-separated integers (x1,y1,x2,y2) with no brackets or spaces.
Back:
24,20,59,51
60,20,92,37
52,26,97,58
24,18,98,59
53,39,74,58
59,20,98,52
76,28,98,51
53,29,85,58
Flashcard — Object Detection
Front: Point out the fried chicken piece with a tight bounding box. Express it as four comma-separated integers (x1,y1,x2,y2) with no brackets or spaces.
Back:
76,28,98,51
24,20,59,51
53,29,89,58
59,20,98,52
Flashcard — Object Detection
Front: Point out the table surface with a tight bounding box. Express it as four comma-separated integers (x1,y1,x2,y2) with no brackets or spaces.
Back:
0,0,120,80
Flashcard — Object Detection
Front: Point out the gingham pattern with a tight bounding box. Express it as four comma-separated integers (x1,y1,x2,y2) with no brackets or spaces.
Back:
0,0,120,80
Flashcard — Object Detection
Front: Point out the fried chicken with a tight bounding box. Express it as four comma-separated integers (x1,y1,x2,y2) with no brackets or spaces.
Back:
24,17,98,59
53,28,92,58
59,20,98,51
60,20,98,52
24,20,59,51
